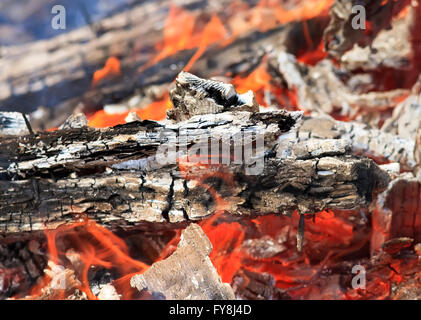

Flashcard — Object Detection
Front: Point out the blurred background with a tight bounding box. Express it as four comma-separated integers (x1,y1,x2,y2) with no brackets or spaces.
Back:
0,0,140,46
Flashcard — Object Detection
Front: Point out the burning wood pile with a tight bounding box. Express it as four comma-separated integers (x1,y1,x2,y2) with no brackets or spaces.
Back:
0,0,420,300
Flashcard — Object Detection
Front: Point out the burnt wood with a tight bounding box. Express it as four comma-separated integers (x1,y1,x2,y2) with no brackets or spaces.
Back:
0,108,390,241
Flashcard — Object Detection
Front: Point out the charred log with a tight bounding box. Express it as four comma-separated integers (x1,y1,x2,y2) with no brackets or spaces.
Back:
0,113,391,241
0,72,392,241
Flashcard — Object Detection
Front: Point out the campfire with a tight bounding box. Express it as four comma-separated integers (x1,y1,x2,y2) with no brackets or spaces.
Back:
0,0,420,301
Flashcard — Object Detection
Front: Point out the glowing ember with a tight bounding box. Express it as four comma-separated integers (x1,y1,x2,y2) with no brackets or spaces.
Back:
17,156,420,300
161,157,371,299
296,40,327,65
154,152,419,300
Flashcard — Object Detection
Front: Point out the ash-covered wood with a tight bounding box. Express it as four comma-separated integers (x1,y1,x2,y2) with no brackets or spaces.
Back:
167,72,258,121
271,51,408,117
323,0,410,59
381,76,421,142
0,112,30,137
339,6,414,71
297,115,417,169
371,174,421,255
393,277,421,300
58,113,88,130
0,73,391,240
0,104,390,240
273,46,418,169
130,223,235,300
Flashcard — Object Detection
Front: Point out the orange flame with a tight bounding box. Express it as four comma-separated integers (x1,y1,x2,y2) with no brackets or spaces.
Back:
140,6,196,72
274,0,334,24
27,214,148,300
92,57,121,87
231,58,273,106
231,57,299,109
87,94,171,128
232,59,272,95
184,14,228,72
89,1,335,129
139,7,228,73
226,0,334,37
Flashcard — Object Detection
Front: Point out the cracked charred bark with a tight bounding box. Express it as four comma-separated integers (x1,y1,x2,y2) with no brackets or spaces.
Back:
0,72,391,241
0,110,390,241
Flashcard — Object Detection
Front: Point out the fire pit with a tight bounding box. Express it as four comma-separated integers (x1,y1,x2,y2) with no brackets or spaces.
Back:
0,0,420,301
